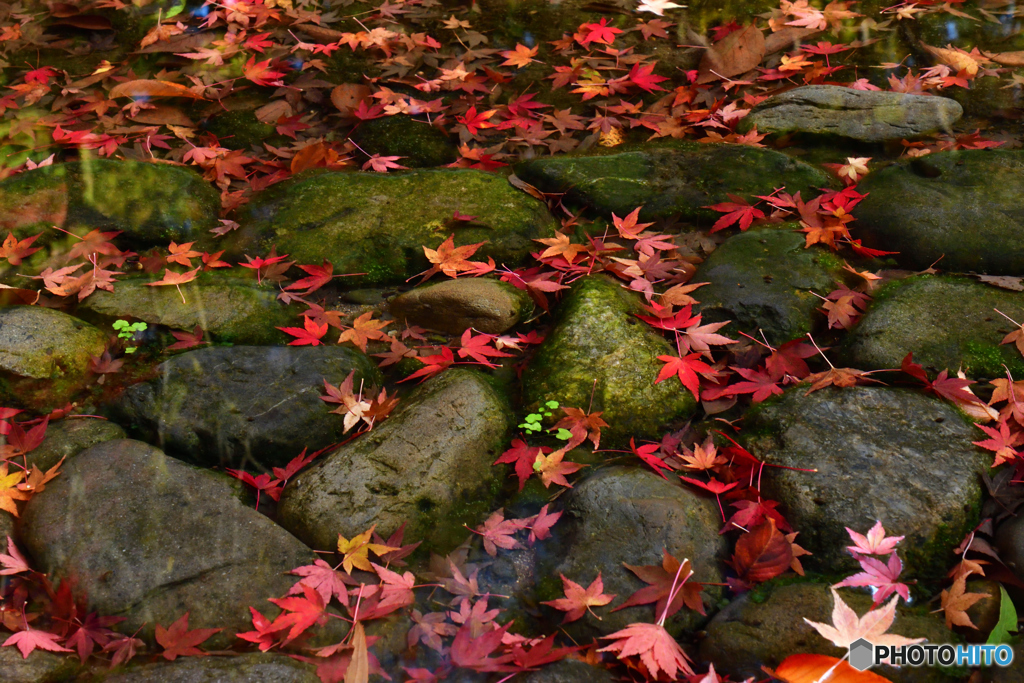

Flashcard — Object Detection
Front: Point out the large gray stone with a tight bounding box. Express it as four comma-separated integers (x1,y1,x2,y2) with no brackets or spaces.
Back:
514,141,834,223
522,276,696,444
278,369,512,551
746,387,989,578
18,439,314,647
0,306,107,410
102,652,320,682
740,85,962,141
81,272,293,345
23,417,125,472
224,169,556,287
522,659,617,683
843,276,1024,380
695,228,843,345
108,345,382,471
856,150,1024,274
0,159,219,283
541,466,727,638
389,278,533,335
700,582,958,683
0,647,79,683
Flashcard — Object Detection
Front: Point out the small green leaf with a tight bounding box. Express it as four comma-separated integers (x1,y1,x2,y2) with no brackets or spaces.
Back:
554,428,572,440
988,586,1018,645
524,414,541,424
125,347,137,354
545,400,559,410
165,1,186,19
112,320,128,330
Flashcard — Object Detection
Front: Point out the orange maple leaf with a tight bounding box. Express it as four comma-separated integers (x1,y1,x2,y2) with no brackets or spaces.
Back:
145,267,199,304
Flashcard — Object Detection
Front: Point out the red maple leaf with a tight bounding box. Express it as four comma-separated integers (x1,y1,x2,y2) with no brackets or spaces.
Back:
834,552,910,607
655,353,713,400
578,18,623,46
494,439,551,491
704,194,765,232
0,232,41,265
450,622,515,672
65,612,125,663
457,329,513,368
470,509,525,556
552,407,608,450
0,536,30,575
973,419,1023,467
613,551,705,618
724,366,784,403
166,325,208,352
284,260,335,294
154,612,221,660
236,606,278,652
225,469,282,508
627,62,669,92
400,346,455,383
541,573,616,623
267,584,327,645
277,317,329,346
630,437,673,479
4,628,71,658
287,559,352,607
243,56,286,86
901,353,982,405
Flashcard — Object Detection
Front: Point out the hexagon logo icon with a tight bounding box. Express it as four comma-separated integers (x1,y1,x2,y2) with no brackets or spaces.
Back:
849,638,875,672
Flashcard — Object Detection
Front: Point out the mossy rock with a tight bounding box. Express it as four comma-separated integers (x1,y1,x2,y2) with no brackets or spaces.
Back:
79,270,292,345
701,582,962,683
350,115,458,168
856,150,1024,274
744,386,988,581
842,275,1024,379
695,227,844,345
522,275,697,443
224,169,556,287
0,159,219,282
0,306,107,410
514,140,834,223
201,107,278,151
278,369,512,552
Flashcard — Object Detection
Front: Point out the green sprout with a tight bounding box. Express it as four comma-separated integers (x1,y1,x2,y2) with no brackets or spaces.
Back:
519,400,572,440
112,319,148,354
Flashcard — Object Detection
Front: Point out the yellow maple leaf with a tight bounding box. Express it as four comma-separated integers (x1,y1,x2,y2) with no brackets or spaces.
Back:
337,526,397,573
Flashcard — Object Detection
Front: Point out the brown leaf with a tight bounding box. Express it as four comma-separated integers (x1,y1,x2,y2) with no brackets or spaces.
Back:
293,23,346,43
508,173,548,202
977,275,1024,292
989,50,1024,67
764,26,822,55
729,518,793,583
344,622,369,683
255,100,293,124
129,105,195,127
50,15,112,30
109,80,204,100
698,24,766,83
331,84,372,118
134,31,215,54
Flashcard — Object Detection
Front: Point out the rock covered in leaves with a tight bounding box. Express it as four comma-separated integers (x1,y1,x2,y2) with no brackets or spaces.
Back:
0,305,107,410
523,275,696,443
18,439,315,647
513,141,833,223
389,278,533,335
102,652,321,682
81,271,293,345
224,169,557,287
25,416,125,472
109,345,381,470
843,275,1024,379
699,582,957,683
0,646,81,683
856,150,1024,274
0,160,219,280
278,369,512,551
539,466,727,638
746,387,989,578
695,228,843,345
739,85,962,142
349,114,459,168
